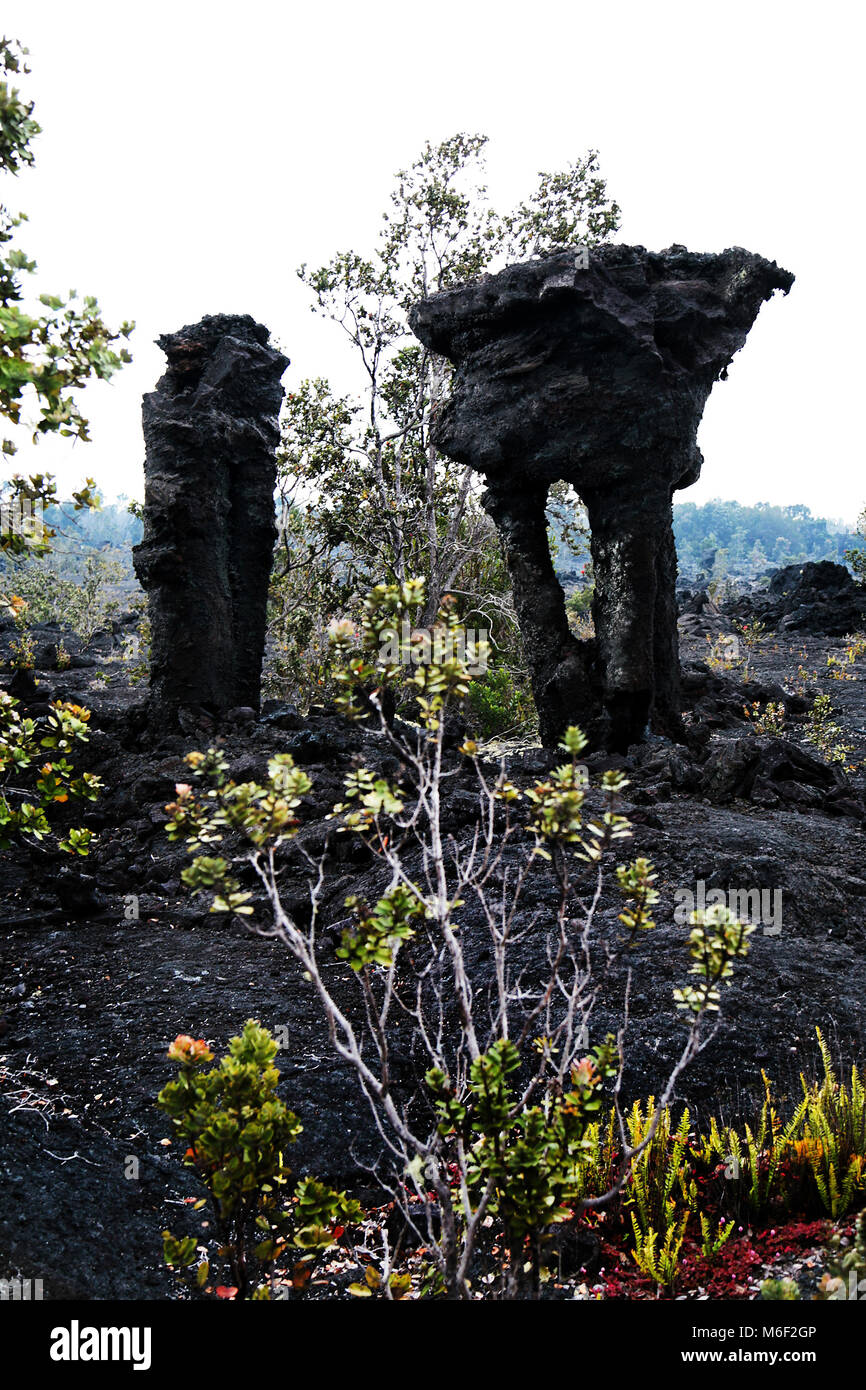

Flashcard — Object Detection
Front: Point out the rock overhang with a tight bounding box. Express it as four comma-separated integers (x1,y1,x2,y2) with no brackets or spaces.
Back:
410,243,793,488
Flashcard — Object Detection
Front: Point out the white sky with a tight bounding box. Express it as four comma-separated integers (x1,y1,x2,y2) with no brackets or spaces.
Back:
3,0,864,524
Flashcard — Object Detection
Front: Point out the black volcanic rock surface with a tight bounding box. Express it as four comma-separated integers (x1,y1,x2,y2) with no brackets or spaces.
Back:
729,561,866,636
1,589,865,1295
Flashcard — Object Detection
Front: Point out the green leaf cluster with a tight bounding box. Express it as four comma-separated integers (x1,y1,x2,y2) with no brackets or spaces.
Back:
158,1020,362,1299
0,691,100,851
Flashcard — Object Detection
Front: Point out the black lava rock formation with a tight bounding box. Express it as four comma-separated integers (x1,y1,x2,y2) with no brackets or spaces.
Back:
730,561,866,636
410,245,794,749
133,314,288,722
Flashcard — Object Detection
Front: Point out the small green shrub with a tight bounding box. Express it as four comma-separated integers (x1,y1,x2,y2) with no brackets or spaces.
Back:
803,693,854,767
157,1020,363,1300
743,700,786,736
760,1276,800,1300
2,555,125,643
465,664,535,738
566,584,594,618
817,1208,866,1299
0,692,100,851
845,508,866,586
737,618,770,650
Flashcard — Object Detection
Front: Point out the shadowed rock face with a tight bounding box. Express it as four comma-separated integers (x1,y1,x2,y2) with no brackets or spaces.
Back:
409,245,794,749
133,314,288,721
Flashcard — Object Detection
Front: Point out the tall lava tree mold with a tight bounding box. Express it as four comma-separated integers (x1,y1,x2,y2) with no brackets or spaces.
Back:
409,245,794,750
133,314,288,721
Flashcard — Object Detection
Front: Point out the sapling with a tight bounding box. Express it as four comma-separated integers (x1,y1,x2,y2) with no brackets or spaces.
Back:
166,579,754,1299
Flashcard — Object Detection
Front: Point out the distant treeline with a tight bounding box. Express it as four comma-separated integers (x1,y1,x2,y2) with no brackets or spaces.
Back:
42,499,143,554
4,495,860,588
672,499,860,578
0,499,143,588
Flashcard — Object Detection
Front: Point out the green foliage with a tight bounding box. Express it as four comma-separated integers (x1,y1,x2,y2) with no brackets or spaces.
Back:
695,1036,866,1223
626,1100,696,1238
337,885,427,971
737,618,769,651
157,1020,362,1300
743,700,786,736
0,691,100,851
816,1208,866,1299
271,134,618,710
825,636,865,680
759,1276,800,1300
698,1211,735,1261
329,579,483,732
6,604,32,668
696,1074,806,1219
631,1213,689,1294
573,1039,865,1295
565,583,594,619
166,749,312,914
501,151,621,258
465,664,536,739
803,693,855,767
844,507,866,585
673,904,754,1015
798,1031,866,1218
3,553,125,642
347,1263,412,1300
426,1036,620,1294
166,578,758,1300
0,38,133,479
617,1096,731,1289
0,32,132,627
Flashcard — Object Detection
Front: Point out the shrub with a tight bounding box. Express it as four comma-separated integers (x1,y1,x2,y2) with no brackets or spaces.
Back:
803,693,854,767
737,618,770,650
816,1208,866,1299
165,579,755,1300
0,691,100,851
743,700,785,736
844,508,866,586
465,664,535,739
760,1276,800,1300
157,1020,362,1300
2,554,124,643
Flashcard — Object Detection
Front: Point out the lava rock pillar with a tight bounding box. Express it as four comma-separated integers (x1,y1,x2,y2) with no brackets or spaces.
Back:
409,245,793,750
133,314,288,721
581,483,682,749
482,482,597,747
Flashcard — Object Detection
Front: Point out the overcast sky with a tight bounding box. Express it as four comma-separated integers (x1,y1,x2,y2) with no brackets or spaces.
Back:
4,0,864,523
